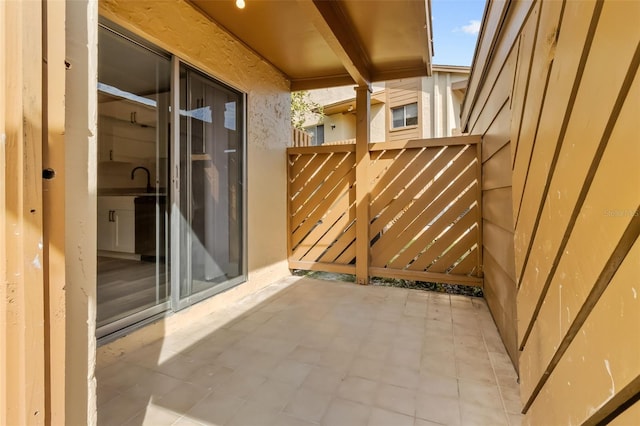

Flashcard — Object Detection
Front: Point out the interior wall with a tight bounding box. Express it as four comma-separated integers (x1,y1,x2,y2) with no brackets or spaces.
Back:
464,0,640,424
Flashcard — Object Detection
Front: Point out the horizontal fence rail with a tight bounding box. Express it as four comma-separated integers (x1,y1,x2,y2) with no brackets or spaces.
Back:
287,135,483,287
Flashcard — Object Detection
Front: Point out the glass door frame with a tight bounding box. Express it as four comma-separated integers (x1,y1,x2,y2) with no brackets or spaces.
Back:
96,21,172,341
170,57,248,312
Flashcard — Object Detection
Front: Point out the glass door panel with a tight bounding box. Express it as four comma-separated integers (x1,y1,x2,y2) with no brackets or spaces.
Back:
96,25,171,337
175,63,245,308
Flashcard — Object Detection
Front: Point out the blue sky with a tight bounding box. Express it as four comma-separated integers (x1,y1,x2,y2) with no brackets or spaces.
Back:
431,0,487,66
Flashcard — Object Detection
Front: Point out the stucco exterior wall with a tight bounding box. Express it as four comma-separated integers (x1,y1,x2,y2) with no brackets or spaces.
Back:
369,104,385,143
423,72,468,138
96,0,291,362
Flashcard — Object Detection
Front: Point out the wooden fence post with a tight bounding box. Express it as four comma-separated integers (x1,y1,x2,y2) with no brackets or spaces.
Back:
355,85,371,284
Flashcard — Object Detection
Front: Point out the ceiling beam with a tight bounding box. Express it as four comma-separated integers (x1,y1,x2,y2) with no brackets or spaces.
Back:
372,67,433,83
297,0,371,88
290,74,356,91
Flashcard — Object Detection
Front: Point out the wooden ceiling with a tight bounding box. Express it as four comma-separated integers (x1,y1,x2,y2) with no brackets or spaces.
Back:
189,0,433,90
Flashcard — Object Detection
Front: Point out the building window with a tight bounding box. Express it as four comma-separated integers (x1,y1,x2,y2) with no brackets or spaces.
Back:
307,124,324,145
391,103,418,128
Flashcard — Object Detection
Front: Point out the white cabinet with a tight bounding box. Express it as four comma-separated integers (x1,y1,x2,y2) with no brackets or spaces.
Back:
99,98,157,127
98,115,156,162
98,196,136,254
98,96,159,163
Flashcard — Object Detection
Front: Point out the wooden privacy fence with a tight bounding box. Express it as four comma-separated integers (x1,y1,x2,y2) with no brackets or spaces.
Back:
291,127,312,147
287,135,483,287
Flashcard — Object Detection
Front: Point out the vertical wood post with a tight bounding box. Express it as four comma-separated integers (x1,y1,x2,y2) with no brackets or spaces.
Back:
1,1,47,425
43,0,66,423
355,85,371,285
475,141,484,278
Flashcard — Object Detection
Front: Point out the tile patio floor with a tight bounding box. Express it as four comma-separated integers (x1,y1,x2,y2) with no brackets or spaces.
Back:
97,276,522,426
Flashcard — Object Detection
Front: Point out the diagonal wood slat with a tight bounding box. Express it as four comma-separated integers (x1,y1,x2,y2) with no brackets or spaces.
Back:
291,171,354,249
298,188,355,262
292,155,355,222
291,152,341,213
287,137,482,287
379,184,477,269
449,246,478,275
409,206,479,271
371,160,477,265
370,146,464,237
427,226,478,273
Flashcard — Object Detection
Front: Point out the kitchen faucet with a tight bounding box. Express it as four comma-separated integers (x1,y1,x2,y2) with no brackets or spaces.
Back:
131,166,153,193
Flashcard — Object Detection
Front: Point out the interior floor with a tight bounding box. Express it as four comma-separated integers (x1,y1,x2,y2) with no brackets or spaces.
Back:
97,256,168,326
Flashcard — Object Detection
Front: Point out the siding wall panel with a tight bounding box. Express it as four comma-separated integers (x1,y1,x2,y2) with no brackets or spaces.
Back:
516,0,640,348
483,221,517,282
461,1,530,368
482,250,518,362
510,0,563,227
523,239,640,426
482,144,512,190
519,68,640,404
609,400,640,426
467,0,534,134
509,4,539,170
481,99,510,162
512,0,598,281
483,187,514,233
465,0,639,422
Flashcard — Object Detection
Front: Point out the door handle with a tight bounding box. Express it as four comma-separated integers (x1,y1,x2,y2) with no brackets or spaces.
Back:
109,210,115,222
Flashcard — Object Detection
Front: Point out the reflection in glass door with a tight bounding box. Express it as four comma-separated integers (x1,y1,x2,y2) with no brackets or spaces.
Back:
175,63,245,309
96,25,171,338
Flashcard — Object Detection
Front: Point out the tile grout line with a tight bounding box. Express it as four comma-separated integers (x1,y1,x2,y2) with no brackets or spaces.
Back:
477,300,514,426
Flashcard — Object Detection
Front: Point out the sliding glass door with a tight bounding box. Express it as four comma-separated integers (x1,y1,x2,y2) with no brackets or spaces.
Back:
173,62,245,310
96,24,171,338
96,22,246,340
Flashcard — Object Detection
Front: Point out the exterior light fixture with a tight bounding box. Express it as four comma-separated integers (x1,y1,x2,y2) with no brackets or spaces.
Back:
236,0,245,9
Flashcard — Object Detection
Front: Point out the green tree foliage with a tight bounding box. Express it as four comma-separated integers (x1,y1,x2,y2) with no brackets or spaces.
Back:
291,91,323,130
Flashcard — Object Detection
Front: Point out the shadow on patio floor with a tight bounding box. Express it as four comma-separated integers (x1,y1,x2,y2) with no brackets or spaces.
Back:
96,276,522,426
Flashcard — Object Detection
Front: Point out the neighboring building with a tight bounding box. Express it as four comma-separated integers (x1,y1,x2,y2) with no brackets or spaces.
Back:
304,65,470,144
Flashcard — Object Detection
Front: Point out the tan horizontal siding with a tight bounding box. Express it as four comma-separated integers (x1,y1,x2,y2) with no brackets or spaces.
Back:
483,188,514,233
609,400,640,426
463,0,640,423
519,45,640,408
482,250,518,364
483,221,516,282
482,145,512,190
516,0,640,350
462,0,530,369
523,239,640,426
510,0,563,232
388,128,420,141
467,1,533,135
